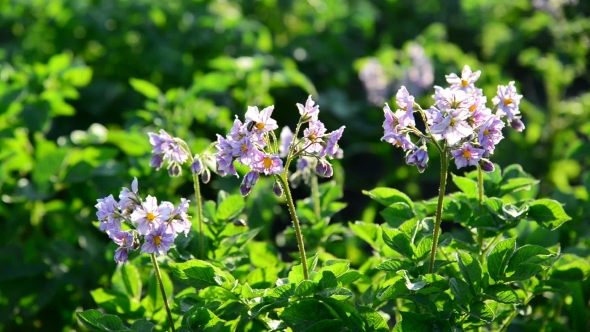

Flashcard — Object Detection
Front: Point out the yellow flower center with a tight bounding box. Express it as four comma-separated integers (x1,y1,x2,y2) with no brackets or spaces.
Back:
241,143,248,151
396,140,402,147
122,237,127,245
461,79,469,87
255,122,265,130
462,150,471,158
483,129,489,136
503,98,513,105
450,118,456,126
469,105,477,112
153,235,161,246
403,105,407,111
310,133,316,140
263,157,273,169
147,212,156,222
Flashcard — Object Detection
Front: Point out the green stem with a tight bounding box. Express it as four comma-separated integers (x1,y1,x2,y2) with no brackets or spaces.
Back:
151,254,176,332
428,150,449,274
311,173,321,220
476,165,484,253
192,173,205,259
278,173,309,280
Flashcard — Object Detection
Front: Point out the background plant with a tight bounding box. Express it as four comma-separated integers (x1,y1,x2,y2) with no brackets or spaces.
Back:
1,1,589,331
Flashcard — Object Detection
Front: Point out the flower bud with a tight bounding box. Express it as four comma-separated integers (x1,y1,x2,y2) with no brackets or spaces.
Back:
150,154,164,170
191,155,202,175
233,219,247,227
405,147,429,173
168,163,182,177
480,158,495,172
315,159,333,178
201,168,211,184
273,180,283,197
510,119,525,132
114,247,128,264
240,171,259,197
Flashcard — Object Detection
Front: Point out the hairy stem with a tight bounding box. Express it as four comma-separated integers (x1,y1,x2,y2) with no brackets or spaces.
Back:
192,173,205,259
311,173,321,220
429,150,449,274
477,165,484,254
151,254,176,332
278,173,309,279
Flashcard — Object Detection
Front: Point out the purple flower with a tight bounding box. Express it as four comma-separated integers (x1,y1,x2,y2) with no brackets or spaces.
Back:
279,126,294,158
215,135,238,177
382,103,398,138
430,108,473,146
114,247,129,264
303,120,327,154
141,223,175,256
95,195,121,233
191,155,202,175
228,116,247,142
319,126,345,158
245,105,278,136
240,171,260,197
511,119,525,132
150,154,164,171
394,86,416,128
382,132,415,151
148,129,188,164
168,198,191,235
130,195,171,235
433,87,474,111
109,230,135,248
297,95,320,121
492,81,522,121
406,148,429,173
445,65,481,92
253,153,284,175
451,143,486,169
119,178,139,211
316,159,334,178
478,116,505,153
359,58,389,106
469,107,492,128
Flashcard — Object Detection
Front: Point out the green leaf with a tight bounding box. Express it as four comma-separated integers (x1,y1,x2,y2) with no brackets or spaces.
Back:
131,319,155,332
143,269,173,313
358,306,389,332
185,308,228,331
452,174,479,198
289,254,319,283
168,260,234,290
320,260,350,277
488,237,516,281
375,259,411,272
76,310,104,329
280,299,339,331
415,236,433,261
380,202,415,227
377,277,408,301
90,288,142,315
248,242,280,268
95,315,131,331
362,187,414,208
499,177,539,196
63,67,93,87
466,301,495,323
449,278,472,305
349,222,380,247
484,284,519,303
457,252,482,294
317,270,338,290
382,226,414,260
392,312,434,332
550,254,590,281
115,264,141,301
295,280,317,297
129,78,161,99
527,199,571,230
505,245,553,280
216,194,245,221
337,270,362,285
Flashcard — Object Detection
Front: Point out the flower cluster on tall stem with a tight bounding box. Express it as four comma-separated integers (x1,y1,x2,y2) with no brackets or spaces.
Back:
380,65,525,273
214,96,345,279
147,129,216,259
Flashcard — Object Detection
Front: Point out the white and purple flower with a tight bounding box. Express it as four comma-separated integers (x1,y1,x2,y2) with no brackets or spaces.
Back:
492,81,523,121
141,223,175,256
451,143,486,169
130,195,171,235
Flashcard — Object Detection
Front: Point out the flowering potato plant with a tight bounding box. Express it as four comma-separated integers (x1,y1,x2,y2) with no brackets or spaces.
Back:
76,68,584,332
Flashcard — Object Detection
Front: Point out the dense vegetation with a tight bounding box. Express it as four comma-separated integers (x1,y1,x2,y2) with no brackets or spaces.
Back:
1,1,589,331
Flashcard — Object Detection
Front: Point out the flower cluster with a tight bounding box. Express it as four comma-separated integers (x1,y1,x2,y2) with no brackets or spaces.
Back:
381,65,524,171
214,96,345,195
94,178,191,263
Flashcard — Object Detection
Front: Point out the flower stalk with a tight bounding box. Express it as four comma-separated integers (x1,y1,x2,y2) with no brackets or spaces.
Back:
476,165,484,252
192,173,205,259
429,150,449,274
151,253,176,332
278,173,309,280
311,173,321,220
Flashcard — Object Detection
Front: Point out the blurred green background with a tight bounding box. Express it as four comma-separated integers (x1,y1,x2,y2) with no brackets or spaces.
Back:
1,0,589,331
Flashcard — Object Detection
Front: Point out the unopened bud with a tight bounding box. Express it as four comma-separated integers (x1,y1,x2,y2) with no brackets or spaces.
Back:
480,159,495,172
511,119,525,132
273,181,283,197
239,171,259,197
201,168,211,184
233,219,247,227
168,163,182,177
191,155,202,174
315,159,333,178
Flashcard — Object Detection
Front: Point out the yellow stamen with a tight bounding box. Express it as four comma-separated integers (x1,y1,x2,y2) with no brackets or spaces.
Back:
153,235,161,246
461,79,469,87
503,98,513,105
462,150,471,158
241,143,248,151
147,212,156,222
122,237,127,245
450,118,456,126
483,129,489,136
255,122,265,130
263,157,273,169
469,105,477,112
